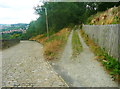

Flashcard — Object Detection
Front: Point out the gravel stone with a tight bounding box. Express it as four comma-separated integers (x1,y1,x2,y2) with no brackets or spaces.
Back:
1,41,68,87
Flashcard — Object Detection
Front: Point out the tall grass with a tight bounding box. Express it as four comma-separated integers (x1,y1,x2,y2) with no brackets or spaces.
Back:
86,6,120,25
30,28,71,60
72,30,82,58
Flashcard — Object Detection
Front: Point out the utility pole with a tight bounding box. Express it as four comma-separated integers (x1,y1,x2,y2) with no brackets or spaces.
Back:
45,8,49,38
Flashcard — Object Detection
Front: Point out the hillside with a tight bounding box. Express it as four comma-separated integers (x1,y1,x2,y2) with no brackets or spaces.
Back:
29,6,120,60
87,6,120,25
29,28,71,60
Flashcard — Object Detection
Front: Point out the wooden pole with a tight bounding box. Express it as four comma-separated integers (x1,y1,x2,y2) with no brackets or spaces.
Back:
45,8,49,38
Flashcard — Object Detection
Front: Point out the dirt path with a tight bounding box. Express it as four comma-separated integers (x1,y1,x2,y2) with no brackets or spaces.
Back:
50,30,118,87
2,41,67,87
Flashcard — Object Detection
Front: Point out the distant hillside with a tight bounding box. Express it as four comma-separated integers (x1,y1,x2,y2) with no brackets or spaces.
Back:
87,6,120,25
0,23,28,32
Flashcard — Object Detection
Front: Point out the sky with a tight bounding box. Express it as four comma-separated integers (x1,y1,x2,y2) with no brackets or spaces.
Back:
0,0,43,24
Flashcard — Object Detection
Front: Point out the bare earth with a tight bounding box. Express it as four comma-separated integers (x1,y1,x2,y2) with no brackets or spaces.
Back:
50,30,118,87
2,41,68,87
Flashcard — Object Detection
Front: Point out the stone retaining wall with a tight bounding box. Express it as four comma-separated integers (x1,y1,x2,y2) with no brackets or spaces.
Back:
0,39,20,49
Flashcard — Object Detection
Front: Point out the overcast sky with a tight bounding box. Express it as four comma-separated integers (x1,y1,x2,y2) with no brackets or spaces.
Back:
0,0,43,24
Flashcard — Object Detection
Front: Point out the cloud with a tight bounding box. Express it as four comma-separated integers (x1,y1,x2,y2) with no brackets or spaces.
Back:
0,4,11,8
0,0,42,24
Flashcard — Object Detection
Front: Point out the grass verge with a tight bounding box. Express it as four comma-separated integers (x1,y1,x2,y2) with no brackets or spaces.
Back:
80,30,120,82
72,30,82,57
30,28,71,60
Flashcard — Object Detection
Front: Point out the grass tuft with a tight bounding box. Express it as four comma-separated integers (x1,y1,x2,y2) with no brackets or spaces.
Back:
44,40,62,60
72,30,82,58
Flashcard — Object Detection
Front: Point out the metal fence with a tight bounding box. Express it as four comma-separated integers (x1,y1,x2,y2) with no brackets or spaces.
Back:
83,24,120,60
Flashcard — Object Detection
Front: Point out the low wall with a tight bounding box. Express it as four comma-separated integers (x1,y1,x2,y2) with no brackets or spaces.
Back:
82,24,120,60
0,39,20,49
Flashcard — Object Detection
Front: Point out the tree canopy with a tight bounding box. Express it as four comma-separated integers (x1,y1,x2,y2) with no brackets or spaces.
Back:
22,2,119,39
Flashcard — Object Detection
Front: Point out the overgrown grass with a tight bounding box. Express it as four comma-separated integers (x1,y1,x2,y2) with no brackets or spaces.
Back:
30,28,71,60
112,16,120,24
72,30,82,57
86,12,103,24
86,6,120,25
80,30,120,82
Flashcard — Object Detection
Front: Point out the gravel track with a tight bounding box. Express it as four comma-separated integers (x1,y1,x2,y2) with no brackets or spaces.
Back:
1,41,67,87
50,30,118,87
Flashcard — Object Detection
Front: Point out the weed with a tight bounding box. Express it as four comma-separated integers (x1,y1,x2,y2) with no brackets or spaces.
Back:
86,6,120,25
44,40,62,60
80,30,120,81
30,28,71,60
72,30,82,57
112,16,120,24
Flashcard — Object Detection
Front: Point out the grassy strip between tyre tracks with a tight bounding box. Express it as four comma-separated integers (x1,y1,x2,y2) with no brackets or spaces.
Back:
29,28,71,60
80,30,120,82
72,30,82,58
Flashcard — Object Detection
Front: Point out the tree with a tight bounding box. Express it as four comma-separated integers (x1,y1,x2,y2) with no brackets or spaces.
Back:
97,2,120,11
23,2,119,39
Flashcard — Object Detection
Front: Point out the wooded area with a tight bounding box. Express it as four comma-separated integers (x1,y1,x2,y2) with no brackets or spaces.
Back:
21,2,119,39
